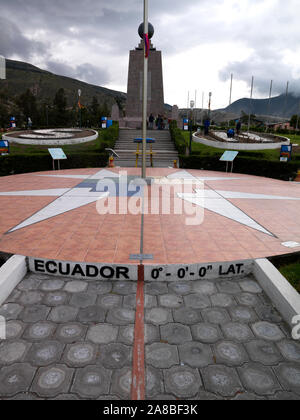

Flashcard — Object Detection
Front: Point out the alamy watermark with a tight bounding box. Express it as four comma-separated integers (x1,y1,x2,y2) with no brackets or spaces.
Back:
95,172,204,226
292,315,300,340
0,316,6,340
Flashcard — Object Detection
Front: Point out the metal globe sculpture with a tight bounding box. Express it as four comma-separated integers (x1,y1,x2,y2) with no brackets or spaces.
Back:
138,22,154,39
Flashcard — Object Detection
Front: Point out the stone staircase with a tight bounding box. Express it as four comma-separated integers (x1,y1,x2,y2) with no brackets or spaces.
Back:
113,129,179,168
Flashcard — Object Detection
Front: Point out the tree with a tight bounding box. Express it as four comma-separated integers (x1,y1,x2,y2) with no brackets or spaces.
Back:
52,88,68,126
16,89,38,125
290,114,300,129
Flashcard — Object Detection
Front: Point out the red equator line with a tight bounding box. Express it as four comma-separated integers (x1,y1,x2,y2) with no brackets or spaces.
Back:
131,264,145,400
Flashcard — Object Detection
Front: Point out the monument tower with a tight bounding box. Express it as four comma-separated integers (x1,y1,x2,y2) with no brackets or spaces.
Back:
125,23,165,123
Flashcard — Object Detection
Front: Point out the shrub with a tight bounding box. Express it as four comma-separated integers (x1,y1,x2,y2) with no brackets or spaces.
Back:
169,120,186,155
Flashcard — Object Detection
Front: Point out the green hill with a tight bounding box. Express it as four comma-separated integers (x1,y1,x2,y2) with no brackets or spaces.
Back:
0,59,126,110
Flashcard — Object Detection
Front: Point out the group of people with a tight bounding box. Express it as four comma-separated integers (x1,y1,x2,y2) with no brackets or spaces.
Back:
148,114,170,130
227,120,242,138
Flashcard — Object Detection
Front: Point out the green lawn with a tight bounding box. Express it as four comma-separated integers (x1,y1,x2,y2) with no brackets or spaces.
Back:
182,131,300,162
279,263,300,293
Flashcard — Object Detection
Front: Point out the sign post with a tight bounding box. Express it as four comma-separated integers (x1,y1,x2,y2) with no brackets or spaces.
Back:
0,140,9,156
48,148,67,171
280,145,292,162
220,151,239,173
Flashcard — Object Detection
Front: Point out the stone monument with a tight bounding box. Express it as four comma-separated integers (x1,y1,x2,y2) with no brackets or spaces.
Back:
125,23,165,126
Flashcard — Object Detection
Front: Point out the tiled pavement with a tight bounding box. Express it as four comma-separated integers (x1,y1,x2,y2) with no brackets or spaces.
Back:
0,273,300,400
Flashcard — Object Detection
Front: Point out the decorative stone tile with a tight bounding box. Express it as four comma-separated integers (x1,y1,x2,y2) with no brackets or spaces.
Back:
77,306,106,323
49,305,79,323
8,393,44,400
23,322,56,341
71,366,112,399
40,279,65,292
5,289,21,303
255,305,282,323
0,340,30,364
0,303,23,320
160,323,192,344
64,281,88,293
214,341,249,366
149,394,177,400
183,294,211,309
20,291,44,306
276,340,300,363
26,341,64,366
5,321,26,339
53,394,80,400
145,282,168,295
87,324,119,344
217,280,241,295
173,308,201,325
97,395,120,400
192,281,217,296
168,282,192,296
107,308,136,325
87,281,112,295
144,295,158,309
191,323,222,344
221,322,254,342
123,295,137,309
0,363,37,397
69,292,97,308
158,294,184,309
201,365,242,397
97,294,122,309
20,305,51,323
245,340,283,365
268,391,300,400
99,343,132,369
64,342,97,367
111,367,132,399
235,293,261,307
164,365,202,398
201,308,230,325
43,292,69,307
146,366,164,398
274,364,300,394
179,342,214,368
56,323,87,343
112,281,137,295
17,276,41,291
31,364,74,398
252,322,285,341
145,308,173,326
239,280,262,294
210,293,235,308
238,363,281,396
231,392,266,400
146,343,179,369
196,391,223,400
229,306,258,323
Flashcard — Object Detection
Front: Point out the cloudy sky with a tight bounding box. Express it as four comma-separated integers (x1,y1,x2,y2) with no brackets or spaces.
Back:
1,0,300,108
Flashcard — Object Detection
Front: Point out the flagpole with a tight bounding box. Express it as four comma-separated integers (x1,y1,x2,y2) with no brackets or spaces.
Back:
142,0,149,179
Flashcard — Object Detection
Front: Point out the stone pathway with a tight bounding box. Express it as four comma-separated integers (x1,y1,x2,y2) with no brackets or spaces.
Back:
0,273,300,400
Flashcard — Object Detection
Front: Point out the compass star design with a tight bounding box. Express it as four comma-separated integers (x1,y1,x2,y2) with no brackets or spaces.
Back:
1,169,300,236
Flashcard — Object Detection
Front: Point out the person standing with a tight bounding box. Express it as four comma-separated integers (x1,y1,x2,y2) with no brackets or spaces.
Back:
236,120,241,135
149,113,154,130
204,118,210,135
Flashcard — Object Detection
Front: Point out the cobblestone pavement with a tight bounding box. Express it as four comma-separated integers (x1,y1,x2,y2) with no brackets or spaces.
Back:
0,273,300,400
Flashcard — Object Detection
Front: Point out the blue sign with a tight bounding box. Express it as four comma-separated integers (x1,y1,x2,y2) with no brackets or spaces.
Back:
48,148,67,160
280,145,292,162
183,119,189,131
220,151,239,162
0,140,9,155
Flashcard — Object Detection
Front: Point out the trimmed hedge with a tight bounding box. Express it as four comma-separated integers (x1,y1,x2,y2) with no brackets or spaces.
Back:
179,154,300,181
169,120,186,155
0,153,109,176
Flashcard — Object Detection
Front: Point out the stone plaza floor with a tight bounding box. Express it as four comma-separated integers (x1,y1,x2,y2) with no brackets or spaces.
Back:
0,272,300,400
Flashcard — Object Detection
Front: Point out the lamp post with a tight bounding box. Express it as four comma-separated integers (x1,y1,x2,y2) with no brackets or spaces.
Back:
189,100,195,154
78,89,82,128
141,0,149,179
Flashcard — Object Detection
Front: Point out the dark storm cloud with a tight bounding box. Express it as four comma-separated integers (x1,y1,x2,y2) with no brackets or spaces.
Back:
0,17,46,59
46,60,110,86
